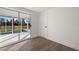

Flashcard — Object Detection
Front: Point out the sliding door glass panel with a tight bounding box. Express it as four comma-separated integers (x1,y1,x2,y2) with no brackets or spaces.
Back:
5,16,12,33
0,16,13,34
0,17,5,33
20,13,31,40
0,19,1,33
13,18,20,33
0,8,19,47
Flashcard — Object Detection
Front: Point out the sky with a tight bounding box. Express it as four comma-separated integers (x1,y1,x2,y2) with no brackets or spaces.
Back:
0,16,13,22
0,16,31,23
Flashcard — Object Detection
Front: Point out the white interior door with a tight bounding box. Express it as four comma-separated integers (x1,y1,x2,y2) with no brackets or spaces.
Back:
39,11,48,38
47,9,56,40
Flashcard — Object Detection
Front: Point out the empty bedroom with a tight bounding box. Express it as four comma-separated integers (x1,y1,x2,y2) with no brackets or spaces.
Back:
0,7,79,51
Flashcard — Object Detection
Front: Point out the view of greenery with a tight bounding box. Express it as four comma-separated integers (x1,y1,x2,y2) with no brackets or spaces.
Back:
0,16,31,34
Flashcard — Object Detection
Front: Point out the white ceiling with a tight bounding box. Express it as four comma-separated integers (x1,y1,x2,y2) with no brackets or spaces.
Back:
25,7,51,12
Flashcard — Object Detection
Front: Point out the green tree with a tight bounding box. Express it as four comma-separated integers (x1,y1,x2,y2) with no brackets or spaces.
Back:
22,18,26,25
1,18,5,26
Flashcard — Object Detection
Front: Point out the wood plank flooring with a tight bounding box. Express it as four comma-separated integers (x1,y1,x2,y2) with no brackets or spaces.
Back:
0,37,77,51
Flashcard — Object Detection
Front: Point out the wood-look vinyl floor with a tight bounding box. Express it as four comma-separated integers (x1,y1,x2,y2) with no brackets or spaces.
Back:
0,37,77,51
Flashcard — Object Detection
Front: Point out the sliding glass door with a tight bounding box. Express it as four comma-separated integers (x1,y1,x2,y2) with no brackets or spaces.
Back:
0,7,31,47
0,8,19,47
20,13,31,40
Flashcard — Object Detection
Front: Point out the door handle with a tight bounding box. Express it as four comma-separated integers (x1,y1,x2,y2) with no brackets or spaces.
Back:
45,26,47,28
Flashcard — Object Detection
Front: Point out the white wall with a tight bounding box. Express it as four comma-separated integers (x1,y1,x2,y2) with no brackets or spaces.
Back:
39,7,79,50
31,13,39,38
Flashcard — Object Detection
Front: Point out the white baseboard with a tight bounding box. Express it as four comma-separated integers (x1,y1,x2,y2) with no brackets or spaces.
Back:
38,35,78,50
46,37,79,50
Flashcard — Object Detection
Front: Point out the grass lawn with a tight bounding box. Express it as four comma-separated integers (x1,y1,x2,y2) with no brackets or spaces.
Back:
0,26,28,33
